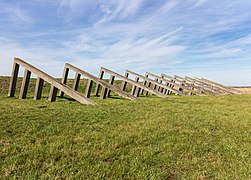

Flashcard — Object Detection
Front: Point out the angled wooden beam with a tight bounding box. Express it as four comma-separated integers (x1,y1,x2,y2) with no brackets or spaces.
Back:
100,67,167,98
64,64,137,101
161,73,172,80
13,58,96,105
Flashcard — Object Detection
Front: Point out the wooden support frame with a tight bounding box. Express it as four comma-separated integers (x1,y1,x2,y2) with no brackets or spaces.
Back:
146,72,192,95
100,67,168,98
185,76,226,95
170,74,215,95
145,72,201,96
198,78,241,94
125,70,185,96
8,58,96,105
61,64,137,101
161,73,201,94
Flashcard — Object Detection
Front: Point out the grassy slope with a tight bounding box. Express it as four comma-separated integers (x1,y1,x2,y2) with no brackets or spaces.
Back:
0,77,251,179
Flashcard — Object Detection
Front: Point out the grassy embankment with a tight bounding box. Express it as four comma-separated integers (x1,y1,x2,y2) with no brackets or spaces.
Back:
0,76,251,179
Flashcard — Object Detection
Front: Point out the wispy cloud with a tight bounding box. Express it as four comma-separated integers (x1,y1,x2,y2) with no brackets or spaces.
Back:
0,1,34,23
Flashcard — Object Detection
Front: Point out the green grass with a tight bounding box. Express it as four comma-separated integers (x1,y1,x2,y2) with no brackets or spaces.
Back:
0,77,251,179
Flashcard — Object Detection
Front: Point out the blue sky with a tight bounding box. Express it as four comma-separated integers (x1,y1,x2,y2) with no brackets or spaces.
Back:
1,0,251,85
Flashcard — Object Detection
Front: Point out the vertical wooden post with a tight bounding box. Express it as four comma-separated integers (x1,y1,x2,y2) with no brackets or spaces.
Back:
85,79,93,98
48,86,58,102
163,88,167,95
141,74,148,95
146,82,151,96
158,80,163,92
135,87,141,97
153,78,158,91
163,82,169,94
171,80,176,89
100,86,108,99
121,72,129,91
19,69,31,99
95,70,104,96
107,75,115,97
8,62,20,97
73,73,81,91
59,67,69,97
131,77,139,95
34,77,44,100
167,80,174,94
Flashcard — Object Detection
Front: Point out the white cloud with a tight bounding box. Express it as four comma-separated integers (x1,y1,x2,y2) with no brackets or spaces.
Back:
1,0,251,85
0,2,34,23
96,0,144,25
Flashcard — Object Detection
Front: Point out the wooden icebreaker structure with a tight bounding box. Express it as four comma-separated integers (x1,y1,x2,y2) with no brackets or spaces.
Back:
6,58,241,105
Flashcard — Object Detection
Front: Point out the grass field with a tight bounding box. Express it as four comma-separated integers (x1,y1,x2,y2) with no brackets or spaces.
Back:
0,76,251,179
